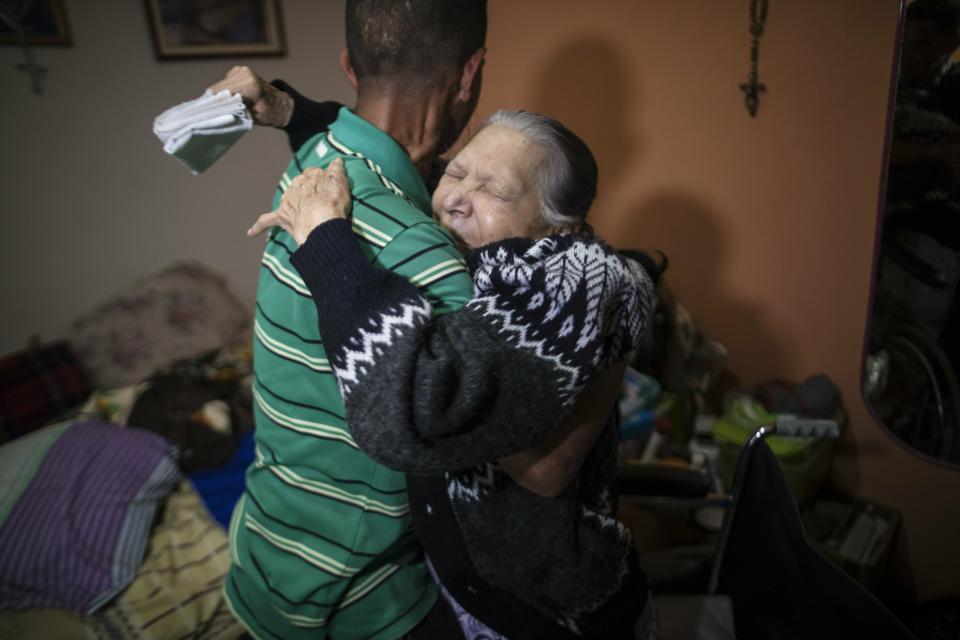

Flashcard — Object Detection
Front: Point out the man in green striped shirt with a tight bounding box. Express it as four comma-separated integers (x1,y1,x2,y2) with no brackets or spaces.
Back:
223,2,487,638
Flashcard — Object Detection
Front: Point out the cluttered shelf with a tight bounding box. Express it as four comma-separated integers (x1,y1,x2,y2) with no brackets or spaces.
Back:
614,281,901,599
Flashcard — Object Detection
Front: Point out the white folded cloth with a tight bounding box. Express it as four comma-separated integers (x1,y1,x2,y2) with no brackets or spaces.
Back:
153,89,253,175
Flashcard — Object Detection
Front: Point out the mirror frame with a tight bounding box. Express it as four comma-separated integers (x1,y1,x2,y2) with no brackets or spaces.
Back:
860,0,960,471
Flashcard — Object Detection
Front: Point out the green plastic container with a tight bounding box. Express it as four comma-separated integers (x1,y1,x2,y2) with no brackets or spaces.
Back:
712,398,836,508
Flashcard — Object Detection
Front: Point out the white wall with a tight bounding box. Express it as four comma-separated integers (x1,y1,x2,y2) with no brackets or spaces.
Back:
0,0,351,355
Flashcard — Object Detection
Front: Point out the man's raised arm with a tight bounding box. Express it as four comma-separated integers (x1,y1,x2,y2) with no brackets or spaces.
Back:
208,66,342,152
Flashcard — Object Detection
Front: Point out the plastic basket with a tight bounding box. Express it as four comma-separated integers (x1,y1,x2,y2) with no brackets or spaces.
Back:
712,399,837,507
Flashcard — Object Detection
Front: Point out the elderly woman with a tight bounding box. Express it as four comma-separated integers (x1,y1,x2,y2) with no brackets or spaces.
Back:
251,110,656,639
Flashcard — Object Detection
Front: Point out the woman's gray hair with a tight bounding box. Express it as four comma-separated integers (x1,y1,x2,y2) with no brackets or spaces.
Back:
483,110,598,230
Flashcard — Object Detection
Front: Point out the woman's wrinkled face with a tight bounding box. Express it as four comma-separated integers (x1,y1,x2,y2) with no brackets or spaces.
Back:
432,124,552,251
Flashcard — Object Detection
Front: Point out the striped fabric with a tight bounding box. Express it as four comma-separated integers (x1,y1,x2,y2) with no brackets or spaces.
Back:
225,107,474,640
0,480,245,640
93,480,244,639
0,421,71,529
0,420,181,613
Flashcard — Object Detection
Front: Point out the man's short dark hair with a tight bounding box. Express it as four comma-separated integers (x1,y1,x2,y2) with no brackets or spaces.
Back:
345,0,487,87
907,0,960,37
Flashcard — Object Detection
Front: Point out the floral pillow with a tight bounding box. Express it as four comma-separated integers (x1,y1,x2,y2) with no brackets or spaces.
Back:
69,262,250,389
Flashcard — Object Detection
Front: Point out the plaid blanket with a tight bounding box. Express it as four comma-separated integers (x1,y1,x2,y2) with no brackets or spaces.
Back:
0,341,89,443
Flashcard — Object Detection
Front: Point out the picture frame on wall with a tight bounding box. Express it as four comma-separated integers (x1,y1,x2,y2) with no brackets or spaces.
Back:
0,0,72,46
144,0,285,60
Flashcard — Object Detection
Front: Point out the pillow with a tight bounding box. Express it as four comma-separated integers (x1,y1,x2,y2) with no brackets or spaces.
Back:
0,420,180,614
69,262,250,389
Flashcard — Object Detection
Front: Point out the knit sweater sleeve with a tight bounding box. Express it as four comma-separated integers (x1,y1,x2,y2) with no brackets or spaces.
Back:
270,79,342,153
290,219,653,474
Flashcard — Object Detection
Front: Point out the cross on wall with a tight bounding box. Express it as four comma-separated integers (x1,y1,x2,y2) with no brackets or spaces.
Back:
1,0,48,95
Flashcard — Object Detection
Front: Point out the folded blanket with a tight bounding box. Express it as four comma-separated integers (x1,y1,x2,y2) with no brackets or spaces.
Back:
0,420,180,614
153,89,252,174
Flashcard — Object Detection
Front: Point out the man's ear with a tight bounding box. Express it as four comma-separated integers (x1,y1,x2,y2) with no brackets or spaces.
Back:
456,46,486,102
339,48,358,89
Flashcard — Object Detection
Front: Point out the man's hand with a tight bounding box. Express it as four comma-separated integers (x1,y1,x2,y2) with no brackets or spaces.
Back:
247,158,352,245
209,65,294,128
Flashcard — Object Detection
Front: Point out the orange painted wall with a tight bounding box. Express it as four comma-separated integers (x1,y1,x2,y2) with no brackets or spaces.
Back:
475,0,958,599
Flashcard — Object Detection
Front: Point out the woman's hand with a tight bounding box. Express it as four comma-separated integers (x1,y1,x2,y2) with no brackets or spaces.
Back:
247,157,352,245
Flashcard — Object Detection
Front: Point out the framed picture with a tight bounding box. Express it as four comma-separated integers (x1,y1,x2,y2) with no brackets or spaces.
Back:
145,0,285,60
0,0,72,46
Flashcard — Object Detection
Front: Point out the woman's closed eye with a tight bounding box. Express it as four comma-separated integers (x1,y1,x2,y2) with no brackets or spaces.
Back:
483,186,512,202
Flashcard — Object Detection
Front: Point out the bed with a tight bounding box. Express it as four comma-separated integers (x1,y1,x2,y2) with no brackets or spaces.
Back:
0,262,256,639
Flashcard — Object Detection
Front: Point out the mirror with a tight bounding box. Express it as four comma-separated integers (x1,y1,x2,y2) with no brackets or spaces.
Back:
865,0,960,466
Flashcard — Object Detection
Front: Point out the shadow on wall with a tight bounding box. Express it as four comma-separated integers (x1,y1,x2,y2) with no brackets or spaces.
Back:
530,38,787,380
625,192,788,380
531,37,643,197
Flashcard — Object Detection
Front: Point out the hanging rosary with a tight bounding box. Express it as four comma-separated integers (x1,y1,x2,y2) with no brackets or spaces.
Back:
740,0,769,117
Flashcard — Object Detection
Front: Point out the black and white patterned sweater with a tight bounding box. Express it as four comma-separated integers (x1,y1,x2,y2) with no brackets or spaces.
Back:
290,219,655,638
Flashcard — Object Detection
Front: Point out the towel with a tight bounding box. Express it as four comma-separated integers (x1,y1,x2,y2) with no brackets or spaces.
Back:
153,89,253,174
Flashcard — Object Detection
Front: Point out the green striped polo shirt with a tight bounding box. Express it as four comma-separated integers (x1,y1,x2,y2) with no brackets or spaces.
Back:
225,107,474,640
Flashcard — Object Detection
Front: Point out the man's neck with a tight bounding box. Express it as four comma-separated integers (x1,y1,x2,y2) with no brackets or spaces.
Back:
353,86,451,181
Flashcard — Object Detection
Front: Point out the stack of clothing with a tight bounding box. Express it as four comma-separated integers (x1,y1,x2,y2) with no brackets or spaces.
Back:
153,89,252,174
